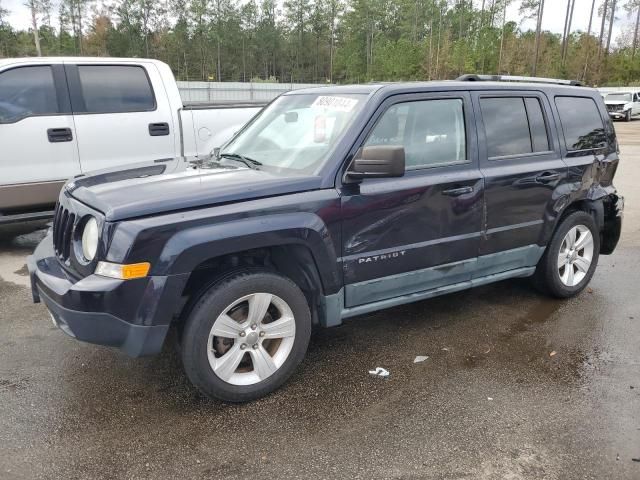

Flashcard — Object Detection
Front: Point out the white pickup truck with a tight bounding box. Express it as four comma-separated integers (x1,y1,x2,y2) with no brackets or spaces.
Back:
0,57,263,223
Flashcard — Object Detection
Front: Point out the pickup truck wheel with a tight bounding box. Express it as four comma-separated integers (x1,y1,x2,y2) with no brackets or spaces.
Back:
181,270,311,402
625,110,632,122
533,211,600,298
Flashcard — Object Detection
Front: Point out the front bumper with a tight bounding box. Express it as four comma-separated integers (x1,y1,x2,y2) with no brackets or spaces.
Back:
28,234,184,357
607,110,628,119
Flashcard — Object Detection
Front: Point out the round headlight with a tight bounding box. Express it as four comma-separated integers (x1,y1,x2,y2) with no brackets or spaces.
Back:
81,217,99,261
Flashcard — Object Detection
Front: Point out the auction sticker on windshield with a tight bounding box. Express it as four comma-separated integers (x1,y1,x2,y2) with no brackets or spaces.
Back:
311,96,358,112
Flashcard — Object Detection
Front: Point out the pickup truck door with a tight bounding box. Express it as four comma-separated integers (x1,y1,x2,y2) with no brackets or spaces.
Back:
340,92,484,308
65,62,176,173
472,92,566,261
634,93,640,115
0,63,80,208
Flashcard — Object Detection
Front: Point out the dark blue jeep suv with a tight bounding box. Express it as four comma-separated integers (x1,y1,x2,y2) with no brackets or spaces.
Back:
29,76,623,402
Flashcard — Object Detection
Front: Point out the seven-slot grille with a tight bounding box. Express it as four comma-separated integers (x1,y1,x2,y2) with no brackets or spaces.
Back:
52,203,75,260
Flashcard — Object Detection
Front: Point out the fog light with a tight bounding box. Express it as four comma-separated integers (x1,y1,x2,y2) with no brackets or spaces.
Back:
95,261,151,280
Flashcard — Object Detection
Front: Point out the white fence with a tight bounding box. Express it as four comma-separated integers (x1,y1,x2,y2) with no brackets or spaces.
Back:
598,86,639,95
177,81,325,104
177,81,638,104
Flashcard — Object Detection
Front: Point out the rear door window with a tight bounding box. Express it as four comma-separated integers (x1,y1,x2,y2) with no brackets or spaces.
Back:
77,65,155,114
0,66,59,123
480,97,550,158
555,96,606,151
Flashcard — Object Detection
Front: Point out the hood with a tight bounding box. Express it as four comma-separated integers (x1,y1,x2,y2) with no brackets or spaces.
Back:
65,157,323,221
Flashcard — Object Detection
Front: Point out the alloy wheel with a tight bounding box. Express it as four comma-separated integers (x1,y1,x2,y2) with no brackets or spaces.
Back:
557,225,594,287
207,293,296,386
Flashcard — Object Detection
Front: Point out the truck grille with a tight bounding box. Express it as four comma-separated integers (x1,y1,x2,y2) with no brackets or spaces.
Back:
607,104,623,112
52,203,75,260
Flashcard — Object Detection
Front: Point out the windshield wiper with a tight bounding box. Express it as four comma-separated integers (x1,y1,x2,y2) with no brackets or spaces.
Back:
219,153,262,170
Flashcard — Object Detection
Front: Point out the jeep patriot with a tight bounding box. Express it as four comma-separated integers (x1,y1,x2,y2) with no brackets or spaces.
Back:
29,75,623,402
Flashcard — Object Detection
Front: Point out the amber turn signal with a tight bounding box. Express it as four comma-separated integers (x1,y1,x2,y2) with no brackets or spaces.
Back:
95,261,151,280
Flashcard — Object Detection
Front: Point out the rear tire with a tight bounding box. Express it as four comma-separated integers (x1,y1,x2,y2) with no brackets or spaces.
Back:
533,211,600,298
181,270,311,402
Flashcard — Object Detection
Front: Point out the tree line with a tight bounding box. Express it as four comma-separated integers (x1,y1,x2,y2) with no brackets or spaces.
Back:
0,0,639,86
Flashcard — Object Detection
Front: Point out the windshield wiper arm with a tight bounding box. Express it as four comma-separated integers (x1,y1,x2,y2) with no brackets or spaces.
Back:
219,153,262,170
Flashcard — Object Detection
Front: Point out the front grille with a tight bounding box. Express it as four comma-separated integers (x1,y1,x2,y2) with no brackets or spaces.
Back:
607,104,623,112
52,203,75,260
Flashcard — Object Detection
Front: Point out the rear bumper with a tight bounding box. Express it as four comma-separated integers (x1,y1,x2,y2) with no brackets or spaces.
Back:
601,194,623,255
28,234,187,357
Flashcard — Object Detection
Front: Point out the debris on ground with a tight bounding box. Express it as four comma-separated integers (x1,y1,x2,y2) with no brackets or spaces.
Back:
368,367,390,378
487,397,494,401
441,347,450,352
632,458,640,463
413,356,429,363
550,351,557,357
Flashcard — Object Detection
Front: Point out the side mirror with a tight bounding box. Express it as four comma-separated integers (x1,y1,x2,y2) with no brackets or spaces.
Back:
347,145,405,180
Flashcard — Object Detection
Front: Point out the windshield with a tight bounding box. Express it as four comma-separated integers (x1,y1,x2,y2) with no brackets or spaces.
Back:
220,93,366,174
606,93,632,102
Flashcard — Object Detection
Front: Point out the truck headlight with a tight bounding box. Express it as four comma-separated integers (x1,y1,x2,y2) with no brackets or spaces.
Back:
81,217,99,261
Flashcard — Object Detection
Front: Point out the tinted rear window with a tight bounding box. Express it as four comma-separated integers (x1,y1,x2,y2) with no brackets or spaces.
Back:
555,96,606,151
480,97,550,158
78,65,155,114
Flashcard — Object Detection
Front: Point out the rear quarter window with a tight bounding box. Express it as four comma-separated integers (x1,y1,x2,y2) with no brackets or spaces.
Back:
555,96,606,151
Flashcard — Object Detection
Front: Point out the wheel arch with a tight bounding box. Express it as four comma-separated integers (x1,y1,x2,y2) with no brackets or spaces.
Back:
178,244,329,327
542,195,615,255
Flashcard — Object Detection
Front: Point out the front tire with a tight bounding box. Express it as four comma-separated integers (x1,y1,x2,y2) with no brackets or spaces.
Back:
625,110,632,122
533,211,600,298
181,270,311,402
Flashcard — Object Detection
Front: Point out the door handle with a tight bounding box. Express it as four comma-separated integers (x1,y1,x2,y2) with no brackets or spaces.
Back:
535,172,560,182
149,122,170,136
47,128,73,143
442,186,474,197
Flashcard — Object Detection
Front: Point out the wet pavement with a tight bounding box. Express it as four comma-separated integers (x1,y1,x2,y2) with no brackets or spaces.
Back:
1,124,639,480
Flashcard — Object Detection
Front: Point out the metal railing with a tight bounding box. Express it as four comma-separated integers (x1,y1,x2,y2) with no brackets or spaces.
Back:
177,81,326,104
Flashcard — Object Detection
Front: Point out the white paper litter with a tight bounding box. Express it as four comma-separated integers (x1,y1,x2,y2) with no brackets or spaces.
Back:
413,356,429,363
368,367,390,378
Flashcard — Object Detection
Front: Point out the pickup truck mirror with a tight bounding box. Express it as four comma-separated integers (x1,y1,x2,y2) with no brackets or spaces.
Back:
347,145,405,180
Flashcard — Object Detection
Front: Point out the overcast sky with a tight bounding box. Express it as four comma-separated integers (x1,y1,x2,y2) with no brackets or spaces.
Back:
1,0,628,45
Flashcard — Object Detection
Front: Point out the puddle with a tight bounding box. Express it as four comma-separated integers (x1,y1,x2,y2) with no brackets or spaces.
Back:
0,227,47,287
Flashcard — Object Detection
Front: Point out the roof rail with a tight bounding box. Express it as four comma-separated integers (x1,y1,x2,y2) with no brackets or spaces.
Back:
456,74,583,87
